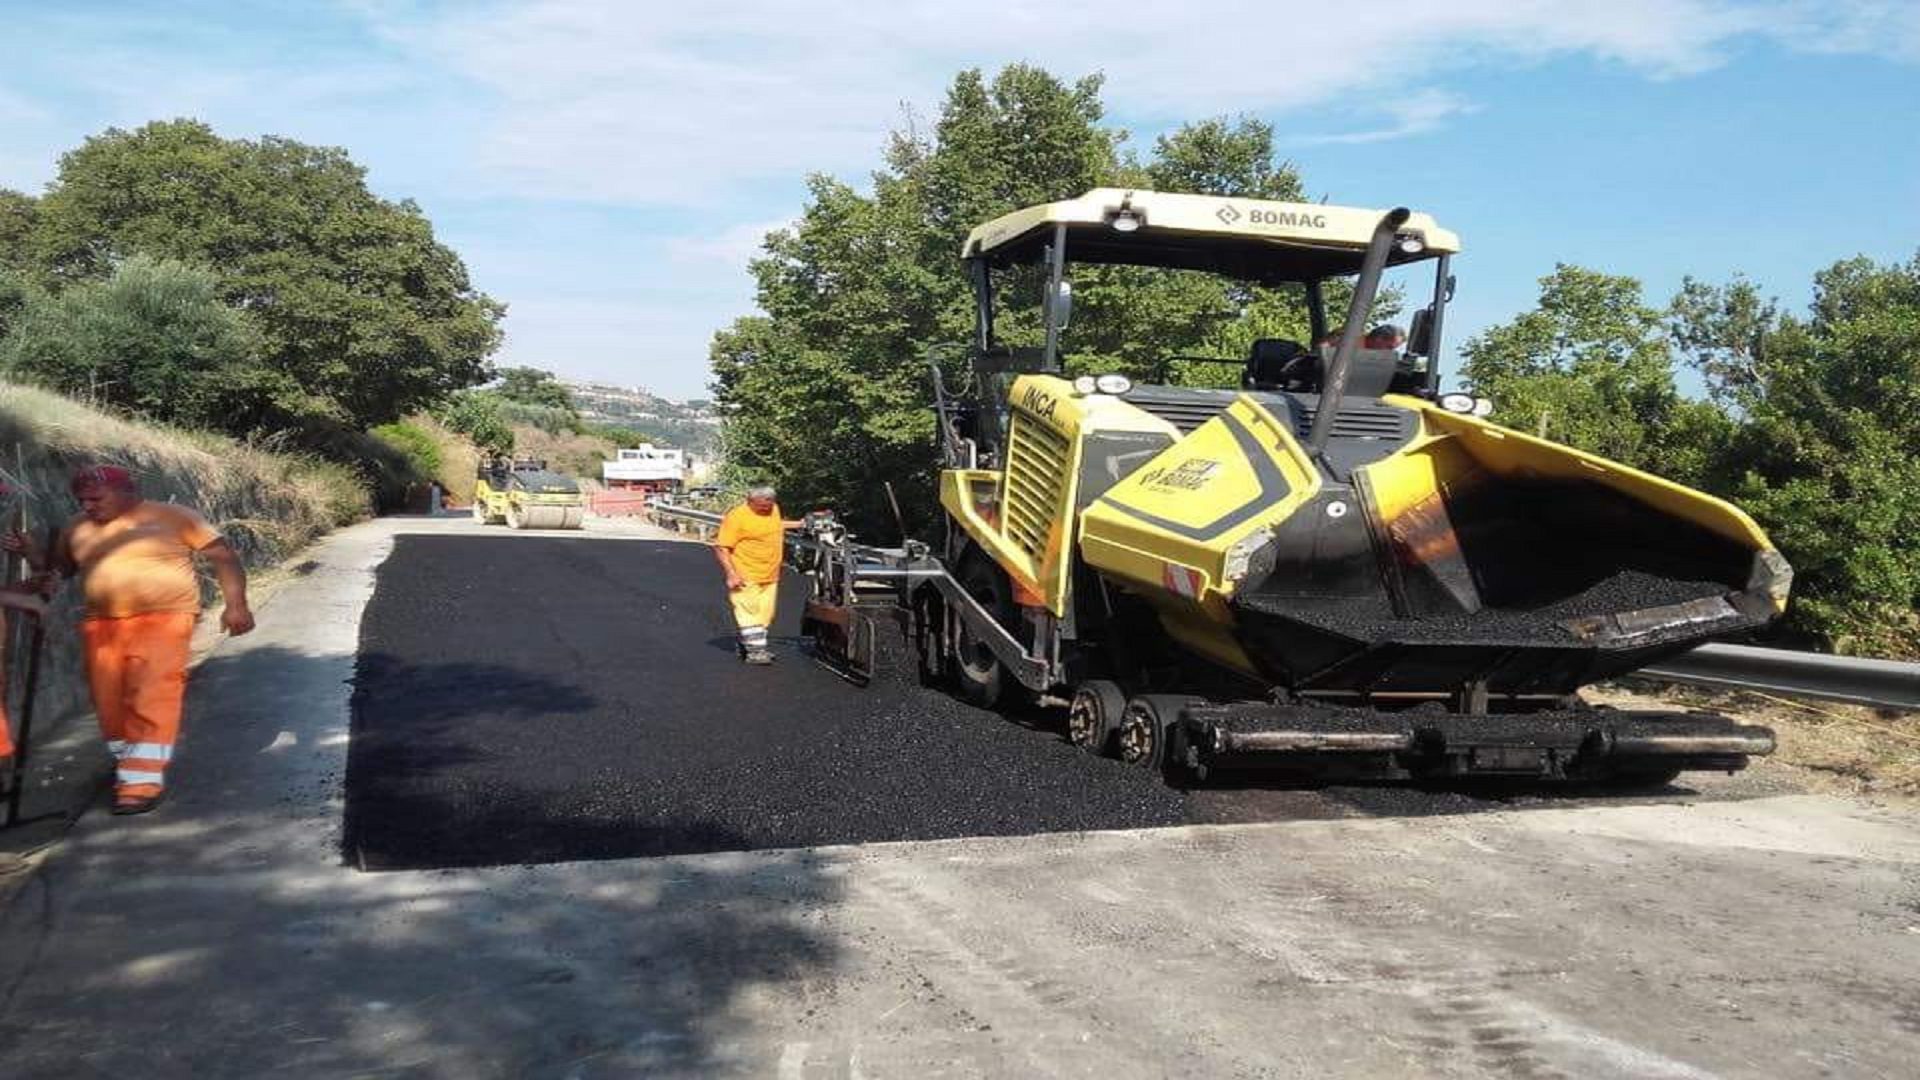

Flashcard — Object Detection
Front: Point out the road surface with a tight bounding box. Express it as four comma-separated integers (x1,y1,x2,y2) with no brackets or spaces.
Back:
1,516,1916,1078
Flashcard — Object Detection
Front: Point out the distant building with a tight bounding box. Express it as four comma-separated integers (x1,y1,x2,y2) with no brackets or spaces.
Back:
602,444,688,494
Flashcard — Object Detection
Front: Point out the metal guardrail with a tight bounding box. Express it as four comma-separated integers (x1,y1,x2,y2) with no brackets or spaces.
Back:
1639,643,1919,711
649,499,1917,712
645,499,723,538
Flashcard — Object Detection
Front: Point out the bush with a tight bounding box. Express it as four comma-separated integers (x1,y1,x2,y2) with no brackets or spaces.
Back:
509,424,617,480
371,421,444,480
497,399,580,435
0,255,276,431
436,390,513,458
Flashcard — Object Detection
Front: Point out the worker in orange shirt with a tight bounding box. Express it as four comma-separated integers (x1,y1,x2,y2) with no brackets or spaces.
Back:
4,466,254,815
712,484,801,665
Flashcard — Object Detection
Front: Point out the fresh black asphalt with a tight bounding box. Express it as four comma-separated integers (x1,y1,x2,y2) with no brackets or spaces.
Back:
342,533,1735,871
344,535,1189,869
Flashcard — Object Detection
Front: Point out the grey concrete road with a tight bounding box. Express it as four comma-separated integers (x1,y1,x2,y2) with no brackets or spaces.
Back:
1,516,1916,1079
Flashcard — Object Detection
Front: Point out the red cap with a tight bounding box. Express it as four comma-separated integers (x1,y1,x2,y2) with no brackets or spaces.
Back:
70,465,137,495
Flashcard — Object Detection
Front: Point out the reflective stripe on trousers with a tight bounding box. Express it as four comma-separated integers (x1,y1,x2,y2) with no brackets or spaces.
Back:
82,612,195,797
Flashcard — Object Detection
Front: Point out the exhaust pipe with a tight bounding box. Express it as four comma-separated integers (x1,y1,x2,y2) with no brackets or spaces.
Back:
1307,207,1412,457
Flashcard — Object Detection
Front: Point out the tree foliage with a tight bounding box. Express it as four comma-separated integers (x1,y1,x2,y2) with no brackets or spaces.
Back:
712,66,1318,529
1676,257,1920,656
370,421,444,481
0,255,271,430
0,189,35,273
1458,265,1727,481
494,366,578,415
1466,257,1920,657
25,119,502,430
436,390,515,459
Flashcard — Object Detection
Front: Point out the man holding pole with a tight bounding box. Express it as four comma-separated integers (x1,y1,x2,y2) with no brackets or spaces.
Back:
3,466,254,815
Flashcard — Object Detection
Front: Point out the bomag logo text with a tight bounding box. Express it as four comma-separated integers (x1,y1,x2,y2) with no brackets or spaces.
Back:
1021,384,1060,422
1248,208,1326,228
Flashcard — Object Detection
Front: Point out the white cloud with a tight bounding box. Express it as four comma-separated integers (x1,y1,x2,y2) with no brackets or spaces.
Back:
1780,0,1920,61
1288,90,1481,146
664,218,793,266
362,0,1916,204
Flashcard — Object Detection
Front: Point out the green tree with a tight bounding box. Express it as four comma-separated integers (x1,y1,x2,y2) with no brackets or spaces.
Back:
1670,274,1780,411
494,366,578,414
370,421,444,480
1678,258,1920,656
0,189,35,271
0,268,32,341
0,255,275,429
437,390,515,458
712,65,1324,530
27,120,503,429
1458,264,1725,481
1143,117,1304,201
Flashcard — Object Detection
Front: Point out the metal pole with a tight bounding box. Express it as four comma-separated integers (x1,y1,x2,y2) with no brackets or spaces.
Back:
1305,280,1328,344
4,616,43,827
1308,207,1411,455
3,524,52,828
1040,223,1068,372
968,258,994,353
1426,253,1451,393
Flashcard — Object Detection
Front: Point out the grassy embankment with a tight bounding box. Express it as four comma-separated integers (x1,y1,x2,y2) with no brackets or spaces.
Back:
0,380,373,796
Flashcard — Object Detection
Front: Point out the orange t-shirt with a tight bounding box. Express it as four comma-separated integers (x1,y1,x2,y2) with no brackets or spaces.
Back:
716,503,785,585
67,502,222,618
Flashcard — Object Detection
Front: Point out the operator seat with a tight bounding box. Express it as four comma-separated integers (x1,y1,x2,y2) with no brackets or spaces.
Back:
1243,338,1315,392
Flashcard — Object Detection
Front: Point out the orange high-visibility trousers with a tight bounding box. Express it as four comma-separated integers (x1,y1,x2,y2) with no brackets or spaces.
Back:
0,615,15,759
81,613,195,798
1,648,12,759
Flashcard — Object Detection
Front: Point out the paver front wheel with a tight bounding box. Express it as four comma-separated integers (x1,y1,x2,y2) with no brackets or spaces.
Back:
952,554,1016,708
1119,694,1194,773
1068,680,1126,757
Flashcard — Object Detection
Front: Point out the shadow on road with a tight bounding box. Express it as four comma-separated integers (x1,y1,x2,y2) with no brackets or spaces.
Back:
1,639,849,1078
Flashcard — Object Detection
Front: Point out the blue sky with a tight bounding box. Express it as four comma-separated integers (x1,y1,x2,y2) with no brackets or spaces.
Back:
2,2,1916,400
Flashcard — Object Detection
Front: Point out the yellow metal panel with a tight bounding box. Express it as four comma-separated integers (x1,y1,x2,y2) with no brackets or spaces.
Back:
940,468,1046,602
1079,395,1321,604
1389,399,1773,551
939,372,1092,614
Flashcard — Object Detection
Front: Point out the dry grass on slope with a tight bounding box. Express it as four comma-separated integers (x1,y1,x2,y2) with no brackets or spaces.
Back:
1593,680,1920,798
510,423,618,485
0,381,369,565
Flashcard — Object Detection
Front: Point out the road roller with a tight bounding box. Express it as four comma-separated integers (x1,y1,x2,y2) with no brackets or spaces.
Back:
472,458,586,531
795,188,1787,787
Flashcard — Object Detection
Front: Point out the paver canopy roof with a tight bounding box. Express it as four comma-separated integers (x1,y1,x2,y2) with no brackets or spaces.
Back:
962,187,1460,283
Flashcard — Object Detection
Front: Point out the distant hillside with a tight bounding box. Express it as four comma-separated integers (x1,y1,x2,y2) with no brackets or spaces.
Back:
563,380,720,458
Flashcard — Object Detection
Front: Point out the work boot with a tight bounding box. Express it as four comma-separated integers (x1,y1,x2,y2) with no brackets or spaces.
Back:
744,647,775,666
111,789,165,816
